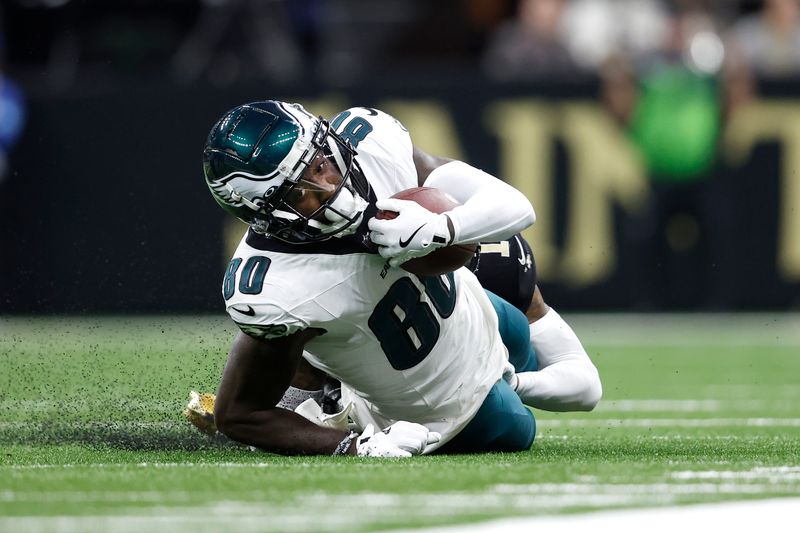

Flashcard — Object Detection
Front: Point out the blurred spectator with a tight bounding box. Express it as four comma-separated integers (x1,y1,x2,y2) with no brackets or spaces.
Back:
0,30,26,182
315,0,420,84
726,0,800,77
171,0,310,85
603,7,733,308
172,0,422,86
481,0,672,81
385,1,495,71
481,0,583,81
464,0,517,44
560,0,670,72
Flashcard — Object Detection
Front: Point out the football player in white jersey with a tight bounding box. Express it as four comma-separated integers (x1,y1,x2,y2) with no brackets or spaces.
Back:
184,235,603,443
201,100,599,457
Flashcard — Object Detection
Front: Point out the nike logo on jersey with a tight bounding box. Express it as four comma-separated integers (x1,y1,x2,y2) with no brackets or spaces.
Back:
230,305,256,316
399,224,426,248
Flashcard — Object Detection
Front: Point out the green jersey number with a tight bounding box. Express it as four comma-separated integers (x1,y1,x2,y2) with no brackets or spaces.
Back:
223,256,271,300
368,273,457,370
330,110,374,148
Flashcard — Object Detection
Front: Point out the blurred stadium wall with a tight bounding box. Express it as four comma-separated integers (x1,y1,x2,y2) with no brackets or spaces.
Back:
2,79,799,313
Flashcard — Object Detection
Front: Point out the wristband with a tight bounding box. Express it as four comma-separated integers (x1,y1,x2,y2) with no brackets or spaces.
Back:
332,431,358,456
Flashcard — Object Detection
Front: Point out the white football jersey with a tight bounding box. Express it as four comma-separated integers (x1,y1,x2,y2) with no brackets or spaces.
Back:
223,107,507,450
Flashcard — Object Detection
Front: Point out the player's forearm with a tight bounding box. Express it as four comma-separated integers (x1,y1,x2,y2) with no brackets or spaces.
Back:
516,360,602,412
217,406,350,455
423,161,535,244
515,308,602,412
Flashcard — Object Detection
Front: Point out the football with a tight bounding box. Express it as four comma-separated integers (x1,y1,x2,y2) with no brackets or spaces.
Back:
375,187,478,276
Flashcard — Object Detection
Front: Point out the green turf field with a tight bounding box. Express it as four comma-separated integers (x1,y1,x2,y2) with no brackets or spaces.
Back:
1,314,799,532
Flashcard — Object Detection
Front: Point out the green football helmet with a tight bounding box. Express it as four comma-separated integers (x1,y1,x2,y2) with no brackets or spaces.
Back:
203,101,370,243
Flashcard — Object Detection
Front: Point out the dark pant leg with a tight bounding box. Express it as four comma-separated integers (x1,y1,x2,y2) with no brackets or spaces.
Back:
485,290,538,372
436,380,536,454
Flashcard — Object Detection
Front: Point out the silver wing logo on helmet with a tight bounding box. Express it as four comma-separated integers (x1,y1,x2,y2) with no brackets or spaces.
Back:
209,171,284,212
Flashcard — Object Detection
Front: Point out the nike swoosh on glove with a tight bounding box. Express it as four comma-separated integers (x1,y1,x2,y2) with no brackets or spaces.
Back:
368,198,452,267
356,422,442,457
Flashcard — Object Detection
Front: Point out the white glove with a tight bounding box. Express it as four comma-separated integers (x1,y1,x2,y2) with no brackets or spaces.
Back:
368,198,453,267
502,360,519,391
356,422,441,457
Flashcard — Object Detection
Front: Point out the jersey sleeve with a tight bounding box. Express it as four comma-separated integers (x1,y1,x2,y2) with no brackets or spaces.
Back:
226,300,308,340
223,252,311,340
331,107,417,194
223,257,342,341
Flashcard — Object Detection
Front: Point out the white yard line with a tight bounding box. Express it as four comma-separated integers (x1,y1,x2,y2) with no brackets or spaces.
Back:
387,497,800,533
1,465,799,533
541,417,800,427
2,483,797,504
1,496,798,533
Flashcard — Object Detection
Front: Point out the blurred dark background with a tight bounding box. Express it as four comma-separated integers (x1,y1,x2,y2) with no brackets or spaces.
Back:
1,0,800,313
